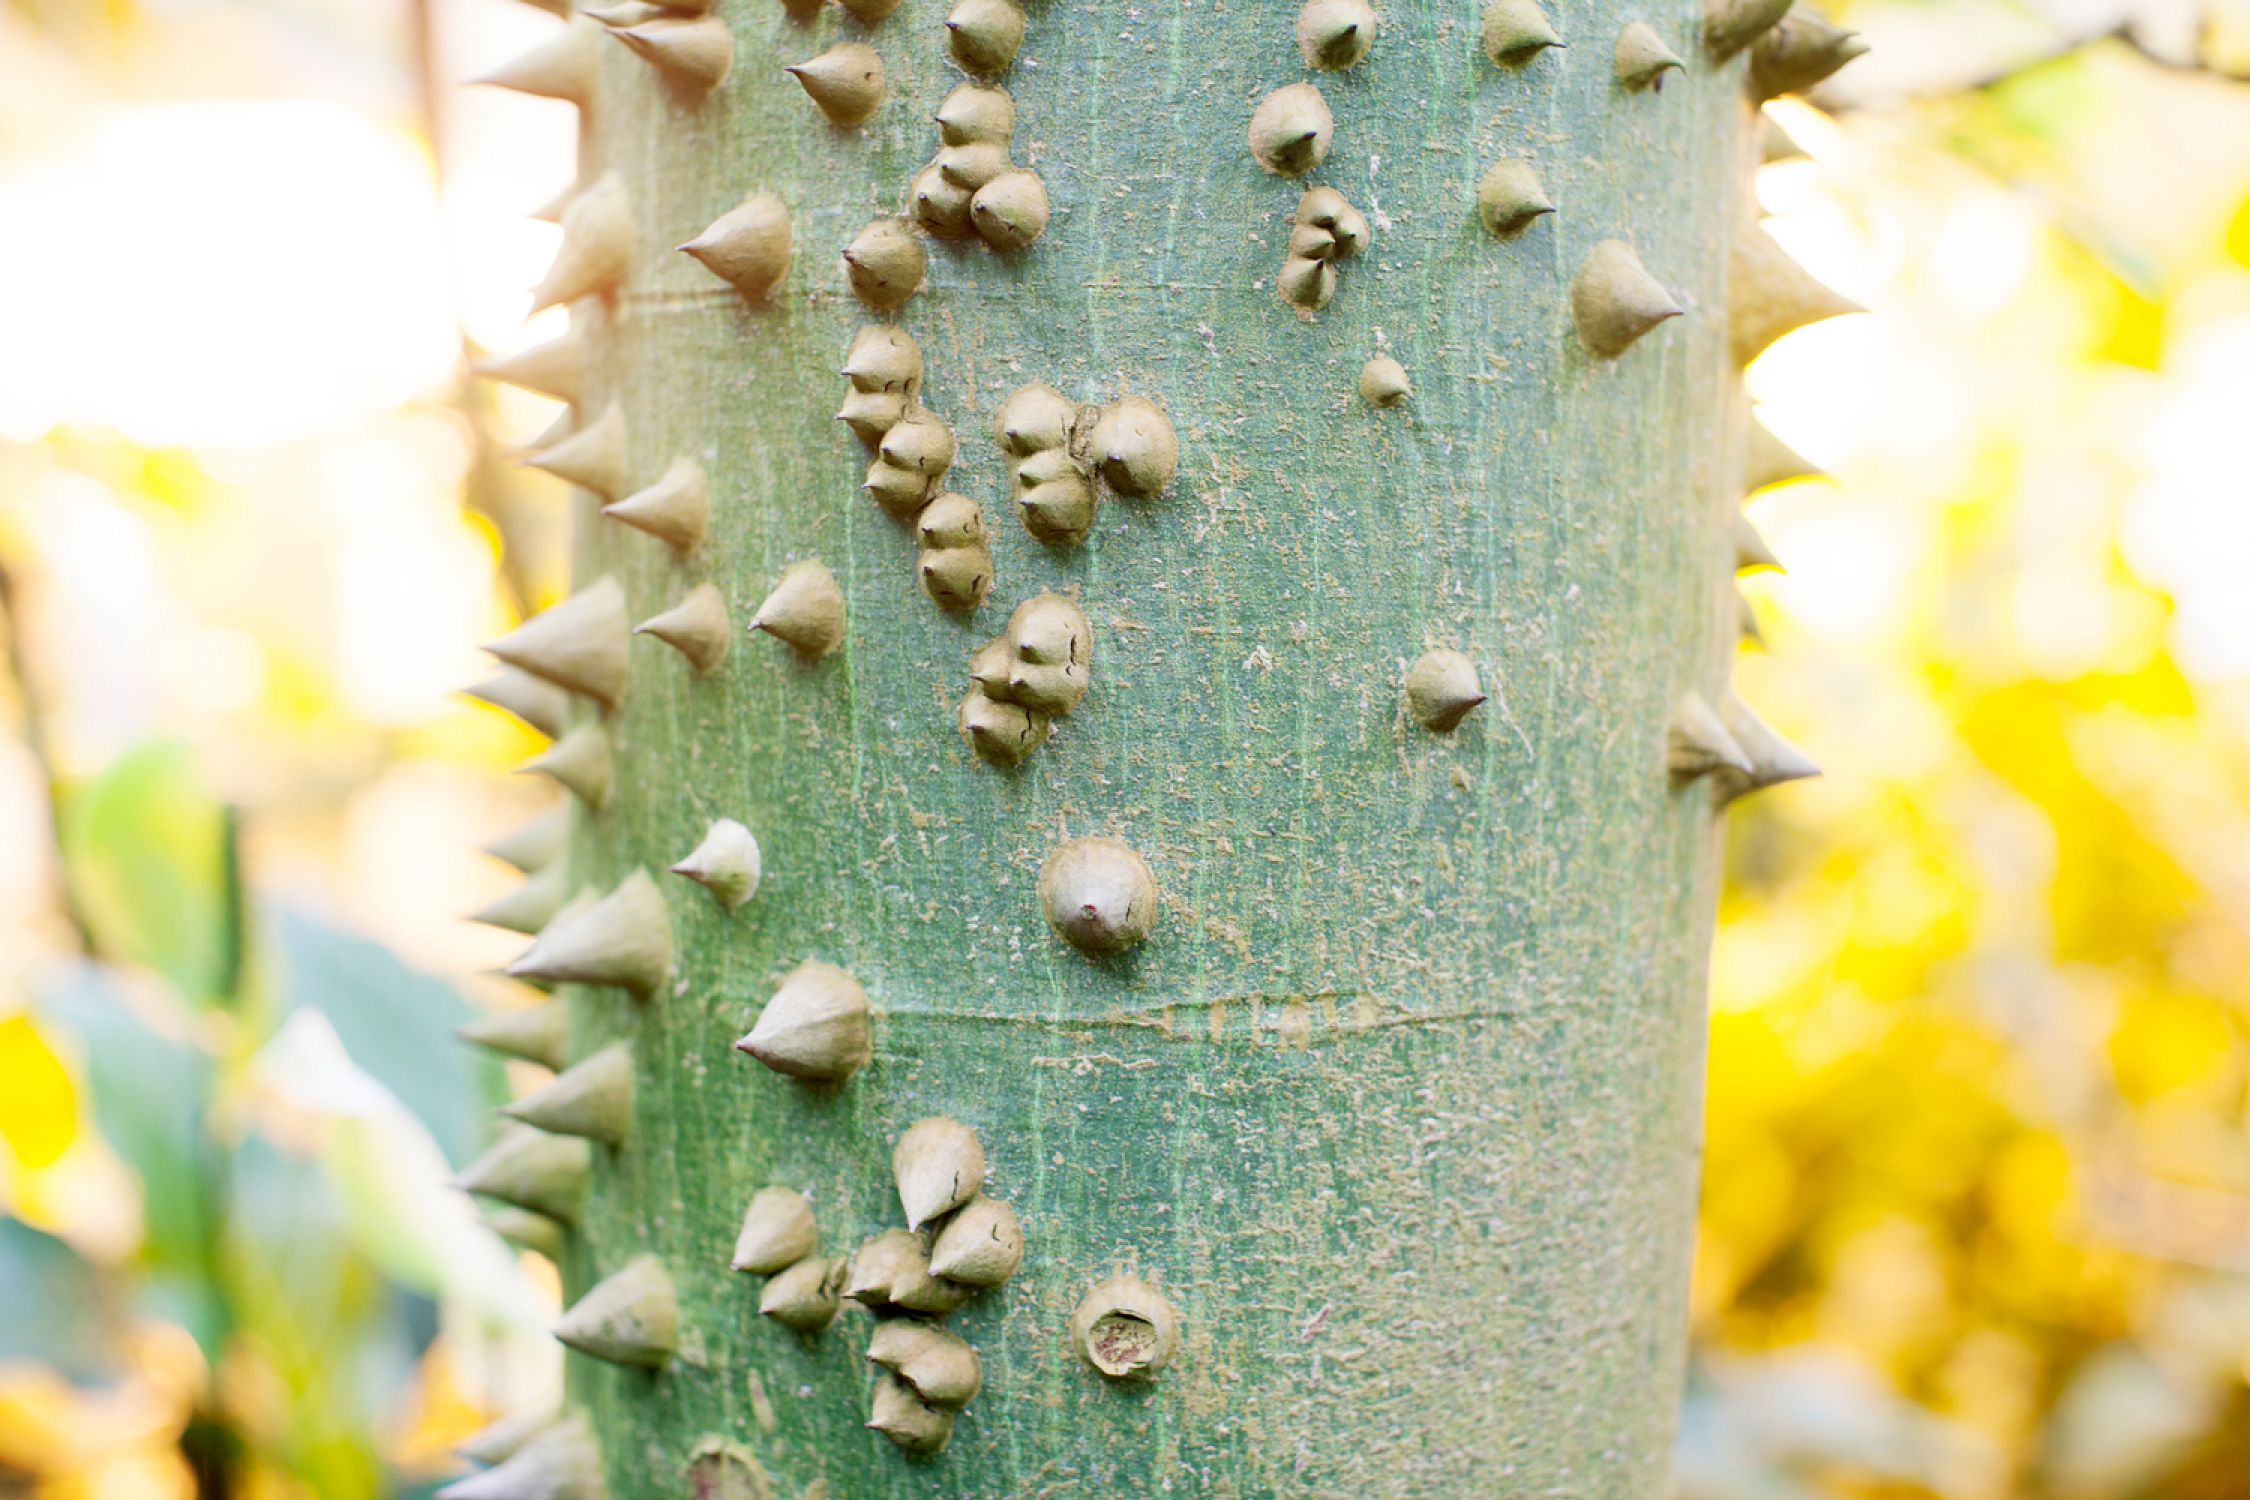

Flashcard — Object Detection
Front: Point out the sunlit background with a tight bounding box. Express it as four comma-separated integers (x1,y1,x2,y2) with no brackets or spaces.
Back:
2,0,2248,1494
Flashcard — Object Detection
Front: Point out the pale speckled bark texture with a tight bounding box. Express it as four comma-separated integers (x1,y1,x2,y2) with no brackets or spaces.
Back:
552,0,1747,1493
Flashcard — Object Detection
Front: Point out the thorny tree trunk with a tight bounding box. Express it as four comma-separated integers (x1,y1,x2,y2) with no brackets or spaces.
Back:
457,0,1850,1495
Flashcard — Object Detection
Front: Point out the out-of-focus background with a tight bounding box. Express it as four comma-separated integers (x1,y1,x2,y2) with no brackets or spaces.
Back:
2,0,2247,1494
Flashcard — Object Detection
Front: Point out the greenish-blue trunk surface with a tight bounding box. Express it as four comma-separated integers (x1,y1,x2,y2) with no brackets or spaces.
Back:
558,0,1740,1493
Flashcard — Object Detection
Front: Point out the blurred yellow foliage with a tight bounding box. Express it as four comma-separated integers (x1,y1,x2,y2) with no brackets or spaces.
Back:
0,1015,77,1171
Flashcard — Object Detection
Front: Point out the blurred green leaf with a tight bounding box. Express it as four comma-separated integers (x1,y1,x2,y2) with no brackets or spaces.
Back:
269,903,501,1164
219,1131,392,1500
0,1217,116,1382
59,741,235,1006
34,964,219,1322
245,1009,547,1330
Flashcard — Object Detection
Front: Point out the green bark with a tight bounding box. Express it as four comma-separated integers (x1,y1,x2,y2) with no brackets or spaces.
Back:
547,0,1746,1492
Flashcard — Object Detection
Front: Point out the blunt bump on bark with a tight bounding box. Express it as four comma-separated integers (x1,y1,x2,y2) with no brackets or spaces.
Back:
522,721,612,810
1729,222,1862,365
911,164,975,238
1613,21,1685,87
470,860,569,936
507,868,673,998
1279,187,1369,314
878,408,956,485
1666,690,1753,779
1571,239,1683,358
837,386,911,446
843,324,923,394
927,1195,1023,1287
937,139,1009,191
996,591,1093,714
680,192,792,299
475,19,604,106
1298,0,1376,68
524,401,628,501
867,1322,983,1407
484,806,569,875
1711,690,1820,803
531,174,633,311
603,458,708,555
893,1117,987,1228
749,560,846,658
995,382,1075,454
475,328,587,404
995,383,1097,544
837,0,905,22
841,217,925,310
1276,254,1336,314
916,491,987,551
1359,356,1411,407
1248,83,1333,176
1071,1275,1181,1381
866,441,943,511
1480,0,1563,62
1477,159,1555,237
485,576,631,708
759,1254,845,1331
503,1040,634,1147
946,0,1026,75
670,817,761,911
936,82,1015,144
958,687,1049,765
736,959,873,1081
785,43,884,126
635,583,730,675
555,1254,678,1370
1747,3,1867,100
458,998,571,1071
1085,396,1179,497
732,1186,817,1273
867,1372,955,1454
1039,836,1158,955
865,461,933,520
436,1412,605,1500
1299,185,1369,258
970,169,1050,252
1733,513,1783,573
917,493,995,611
1405,648,1487,731
1018,472,1102,550
1704,0,1793,60
465,667,571,739
610,13,734,95
456,1125,591,1224
846,1228,970,1314
1014,456,1100,544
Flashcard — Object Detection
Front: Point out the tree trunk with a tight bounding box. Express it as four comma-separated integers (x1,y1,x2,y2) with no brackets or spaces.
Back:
463,0,1828,1493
